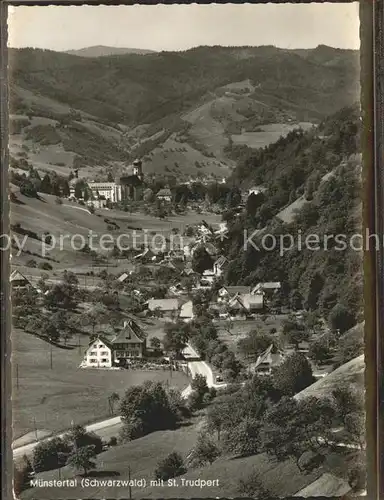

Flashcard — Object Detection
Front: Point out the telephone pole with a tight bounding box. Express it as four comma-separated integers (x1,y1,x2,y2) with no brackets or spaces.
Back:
50,344,53,369
33,417,38,441
128,465,132,499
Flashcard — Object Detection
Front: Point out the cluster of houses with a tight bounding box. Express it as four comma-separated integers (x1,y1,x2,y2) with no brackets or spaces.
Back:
119,281,282,323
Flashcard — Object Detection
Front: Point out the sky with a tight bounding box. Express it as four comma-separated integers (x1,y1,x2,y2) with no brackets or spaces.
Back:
8,3,360,52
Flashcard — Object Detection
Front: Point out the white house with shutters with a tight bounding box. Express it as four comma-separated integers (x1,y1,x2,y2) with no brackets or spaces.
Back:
82,337,113,368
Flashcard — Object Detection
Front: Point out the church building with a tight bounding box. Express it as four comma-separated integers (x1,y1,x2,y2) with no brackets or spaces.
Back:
87,159,145,203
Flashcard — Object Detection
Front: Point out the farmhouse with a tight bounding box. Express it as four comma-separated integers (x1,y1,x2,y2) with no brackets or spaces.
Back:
240,293,264,311
10,270,35,289
117,272,130,283
202,255,229,285
252,282,281,295
248,186,267,196
254,344,285,375
111,320,146,363
83,336,114,368
217,285,252,301
168,283,184,296
179,300,194,322
156,188,172,202
82,320,146,368
134,248,157,263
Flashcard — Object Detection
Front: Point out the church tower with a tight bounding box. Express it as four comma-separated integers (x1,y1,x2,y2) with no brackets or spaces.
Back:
133,159,143,180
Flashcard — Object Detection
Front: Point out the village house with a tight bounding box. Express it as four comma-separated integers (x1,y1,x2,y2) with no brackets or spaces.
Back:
217,285,252,302
202,255,228,285
117,272,130,283
156,188,172,202
83,336,114,368
82,320,146,368
179,300,194,322
248,186,267,196
254,344,285,375
252,282,281,295
147,298,179,318
10,270,36,290
168,283,185,296
111,319,146,363
181,267,197,278
224,292,264,317
134,248,157,263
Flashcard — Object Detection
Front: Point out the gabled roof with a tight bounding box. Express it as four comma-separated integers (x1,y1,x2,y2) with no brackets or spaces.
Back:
214,255,228,268
147,298,179,311
241,293,264,309
252,282,281,292
182,268,196,276
219,285,251,295
254,344,284,370
228,294,248,311
88,335,113,350
111,319,145,344
134,248,155,259
117,272,129,283
180,300,194,318
10,270,31,283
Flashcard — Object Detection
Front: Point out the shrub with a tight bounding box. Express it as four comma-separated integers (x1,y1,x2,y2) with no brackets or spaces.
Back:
154,452,187,481
187,432,220,467
38,262,53,270
238,472,271,497
26,259,37,268
108,436,117,447
32,438,70,472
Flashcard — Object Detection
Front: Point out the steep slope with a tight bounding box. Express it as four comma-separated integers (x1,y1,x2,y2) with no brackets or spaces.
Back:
224,104,362,323
294,355,364,401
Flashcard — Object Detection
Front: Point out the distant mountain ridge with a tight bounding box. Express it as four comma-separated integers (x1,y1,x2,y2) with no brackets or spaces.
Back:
8,44,359,179
65,45,156,57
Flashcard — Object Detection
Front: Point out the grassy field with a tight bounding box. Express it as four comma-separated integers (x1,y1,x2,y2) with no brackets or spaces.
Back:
231,122,314,148
10,189,221,270
12,329,189,440
21,418,354,499
294,354,364,400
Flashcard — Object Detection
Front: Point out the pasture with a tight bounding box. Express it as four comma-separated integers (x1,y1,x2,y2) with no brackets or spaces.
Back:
231,122,314,148
12,329,189,441
20,419,354,499
10,189,221,271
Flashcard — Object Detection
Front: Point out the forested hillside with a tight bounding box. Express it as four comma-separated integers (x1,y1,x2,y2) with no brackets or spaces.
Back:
9,45,359,126
8,45,359,179
223,104,362,325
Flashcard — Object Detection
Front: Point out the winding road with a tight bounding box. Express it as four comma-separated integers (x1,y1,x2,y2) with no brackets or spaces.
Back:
13,344,221,460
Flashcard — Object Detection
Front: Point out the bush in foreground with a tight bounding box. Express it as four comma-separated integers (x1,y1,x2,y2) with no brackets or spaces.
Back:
238,472,271,498
154,452,187,481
